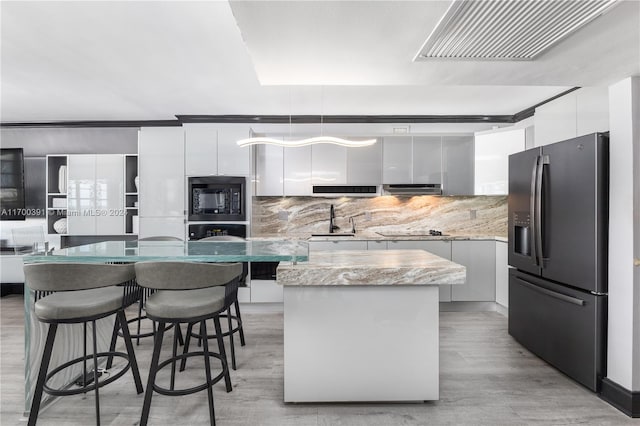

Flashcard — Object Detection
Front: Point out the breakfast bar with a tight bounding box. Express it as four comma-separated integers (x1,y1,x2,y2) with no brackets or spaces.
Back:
277,249,466,403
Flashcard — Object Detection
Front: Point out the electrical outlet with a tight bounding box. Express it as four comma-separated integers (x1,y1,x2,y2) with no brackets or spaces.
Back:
278,210,289,221
365,211,372,221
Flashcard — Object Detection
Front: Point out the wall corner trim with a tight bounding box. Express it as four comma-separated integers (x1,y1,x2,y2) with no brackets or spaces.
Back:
600,378,640,417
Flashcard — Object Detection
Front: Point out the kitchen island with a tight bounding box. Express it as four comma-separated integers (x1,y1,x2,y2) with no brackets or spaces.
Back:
277,249,466,403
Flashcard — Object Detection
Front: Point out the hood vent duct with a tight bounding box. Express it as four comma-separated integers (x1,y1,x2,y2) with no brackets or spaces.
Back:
415,0,620,60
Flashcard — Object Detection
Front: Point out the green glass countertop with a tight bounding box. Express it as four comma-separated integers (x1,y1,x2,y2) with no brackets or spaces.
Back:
23,240,309,263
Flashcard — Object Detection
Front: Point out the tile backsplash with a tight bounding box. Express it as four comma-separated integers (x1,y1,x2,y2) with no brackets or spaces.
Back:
252,195,507,237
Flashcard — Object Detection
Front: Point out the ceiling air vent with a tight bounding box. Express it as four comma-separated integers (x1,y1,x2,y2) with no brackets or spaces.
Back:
415,0,620,60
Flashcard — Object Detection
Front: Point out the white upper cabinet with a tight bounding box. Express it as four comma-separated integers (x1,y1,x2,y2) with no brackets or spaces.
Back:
185,127,217,176
383,137,412,184
311,144,347,185
138,127,185,217
347,139,382,185
255,142,284,196
283,146,312,196
67,154,124,235
413,136,442,184
218,127,251,176
442,135,474,195
474,127,525,195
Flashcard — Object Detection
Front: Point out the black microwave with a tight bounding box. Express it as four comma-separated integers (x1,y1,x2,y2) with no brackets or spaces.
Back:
188,176,245,221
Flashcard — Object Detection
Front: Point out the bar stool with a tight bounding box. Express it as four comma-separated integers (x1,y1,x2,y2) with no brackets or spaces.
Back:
184,235,246,371
135,261,243,426
24,263,144,426
124,236,184,345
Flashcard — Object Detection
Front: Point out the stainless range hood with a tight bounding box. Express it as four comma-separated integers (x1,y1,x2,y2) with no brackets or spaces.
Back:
383,184,442,195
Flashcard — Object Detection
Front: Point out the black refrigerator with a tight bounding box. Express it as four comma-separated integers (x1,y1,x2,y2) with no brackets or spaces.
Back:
507,133,608,392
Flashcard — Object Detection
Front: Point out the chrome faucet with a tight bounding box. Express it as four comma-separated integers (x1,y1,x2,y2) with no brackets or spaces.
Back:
329,204,340,233
349,217,356,234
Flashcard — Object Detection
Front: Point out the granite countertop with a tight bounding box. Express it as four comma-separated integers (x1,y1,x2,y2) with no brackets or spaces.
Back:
276,249,466,286
251,232,507,243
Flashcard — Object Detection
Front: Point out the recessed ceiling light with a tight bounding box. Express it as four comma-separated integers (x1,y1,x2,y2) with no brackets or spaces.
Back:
415,0,620,61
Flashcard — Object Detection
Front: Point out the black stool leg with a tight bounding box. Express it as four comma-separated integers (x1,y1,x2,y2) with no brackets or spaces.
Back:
117,310,144,394
140,321,165,426
176,323,184,346
200,320,216,426
170,324,179,391
91,320,101,426
213,316,232,393
136,295,144,346
83,322,88,391
27,323,58,426
226,308,237,370
106,314,120,370
179,322,194,372
235,300,246,346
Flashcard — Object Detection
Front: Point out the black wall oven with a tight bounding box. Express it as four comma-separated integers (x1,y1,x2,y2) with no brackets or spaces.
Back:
188,176,245,221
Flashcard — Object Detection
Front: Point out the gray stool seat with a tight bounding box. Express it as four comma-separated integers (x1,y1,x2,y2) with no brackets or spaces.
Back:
146,287,225,320
35,286,125,321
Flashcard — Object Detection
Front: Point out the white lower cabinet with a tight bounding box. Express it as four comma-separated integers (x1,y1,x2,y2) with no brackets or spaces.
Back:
138,217,185,241
495,241,508,308
388,240,453,302
451,240,496,301
308,240,368,251
250,279,283,303
366,240,388,250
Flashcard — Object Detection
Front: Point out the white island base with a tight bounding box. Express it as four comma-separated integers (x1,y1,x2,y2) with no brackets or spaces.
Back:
284,284,439,402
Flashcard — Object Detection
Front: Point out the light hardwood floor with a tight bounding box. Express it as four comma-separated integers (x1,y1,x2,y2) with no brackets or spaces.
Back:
0,294,635,425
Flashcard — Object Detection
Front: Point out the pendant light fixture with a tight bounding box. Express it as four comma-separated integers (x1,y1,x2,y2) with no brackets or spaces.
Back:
237,86,377,148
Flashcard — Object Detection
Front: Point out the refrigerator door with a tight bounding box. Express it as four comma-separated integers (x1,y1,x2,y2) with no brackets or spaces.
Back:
540,133,608,293
508,147,542,275
508,269,607,392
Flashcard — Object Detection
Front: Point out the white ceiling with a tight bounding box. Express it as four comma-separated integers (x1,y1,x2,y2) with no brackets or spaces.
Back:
1,1,638,123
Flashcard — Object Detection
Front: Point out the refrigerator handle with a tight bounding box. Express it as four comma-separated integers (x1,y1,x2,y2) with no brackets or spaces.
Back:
515,277,585,306
535,155,549,267
530,156,539,266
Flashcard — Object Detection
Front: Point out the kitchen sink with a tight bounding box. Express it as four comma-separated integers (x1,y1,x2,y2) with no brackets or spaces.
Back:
310,233,355,237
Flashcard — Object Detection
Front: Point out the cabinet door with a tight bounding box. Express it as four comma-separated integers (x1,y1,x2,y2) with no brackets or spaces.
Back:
451,240,496,301
139,127,185,217
218,127,251,176
284,146,312,196
383,137,412,184
388,240,452,301
139,217,185,240
412,136,442,184
312,144,347,185
347,140,382,185
442,136,474,195
474,128,525,195
67,155,96,235
255,143,284,196
308,240,368,251
95,155,124,235
366,240,388,250
495,241,509,308
185,127,217,176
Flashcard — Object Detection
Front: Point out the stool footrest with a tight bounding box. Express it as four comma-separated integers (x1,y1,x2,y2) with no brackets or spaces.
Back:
153,351,227,396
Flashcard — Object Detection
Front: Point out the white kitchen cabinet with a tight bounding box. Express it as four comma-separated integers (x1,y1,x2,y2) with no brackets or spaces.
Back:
495,240,508,308
95,155,125,235
312,144,347,185
250,279,283,303
366,240,388,250
138,127,185,218
346,140,382,185
67,155,124,235
255,143,284,196
474,127,525,195
137,216,185,241
413,136,442,184
383,137,412,184
283,146,312,196
451,240,495,301
308,240,368,251
185,127,217,176
442,136,474,195
218,127,251,176
388,240,453,301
